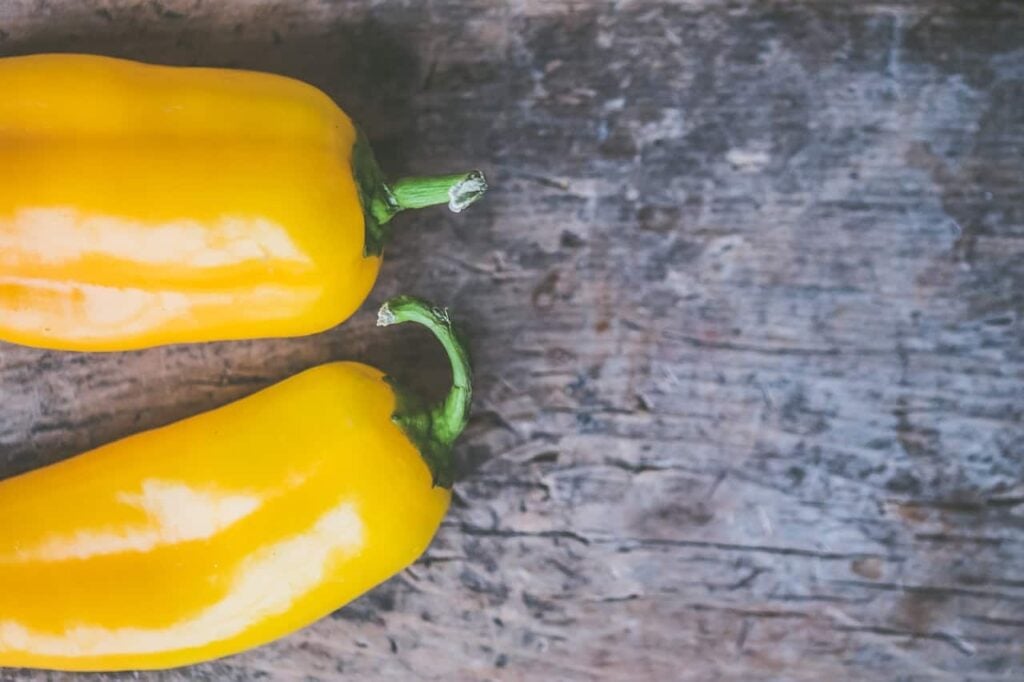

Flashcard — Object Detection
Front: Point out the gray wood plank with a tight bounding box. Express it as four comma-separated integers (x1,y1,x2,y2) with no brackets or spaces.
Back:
0,1,1021,679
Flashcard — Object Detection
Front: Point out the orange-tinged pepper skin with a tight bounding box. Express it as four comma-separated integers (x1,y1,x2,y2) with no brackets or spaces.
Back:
0,54,486,351
0,297,470,671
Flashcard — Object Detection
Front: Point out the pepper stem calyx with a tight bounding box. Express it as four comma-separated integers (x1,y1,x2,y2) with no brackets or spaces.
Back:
377,296,472,488
353,131,488,257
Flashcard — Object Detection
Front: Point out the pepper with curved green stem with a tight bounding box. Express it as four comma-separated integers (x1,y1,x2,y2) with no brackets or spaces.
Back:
0,294,473,671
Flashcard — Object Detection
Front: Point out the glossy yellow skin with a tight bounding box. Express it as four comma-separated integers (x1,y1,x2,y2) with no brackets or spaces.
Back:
0,53,379,350
0,362,450,671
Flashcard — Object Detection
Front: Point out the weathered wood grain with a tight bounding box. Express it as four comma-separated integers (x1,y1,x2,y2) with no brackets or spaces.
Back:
1,1,1022,680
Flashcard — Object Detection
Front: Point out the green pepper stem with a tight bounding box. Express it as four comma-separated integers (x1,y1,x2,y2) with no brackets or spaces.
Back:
368,171,487,229
390,172,488,214
352,130,488,257
377,296,472,487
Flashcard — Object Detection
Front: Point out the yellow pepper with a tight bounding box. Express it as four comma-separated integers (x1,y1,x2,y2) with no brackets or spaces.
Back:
0,54,486,351
0,296,470,671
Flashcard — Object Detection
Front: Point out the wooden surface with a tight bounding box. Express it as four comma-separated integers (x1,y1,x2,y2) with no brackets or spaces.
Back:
1,1,1023,679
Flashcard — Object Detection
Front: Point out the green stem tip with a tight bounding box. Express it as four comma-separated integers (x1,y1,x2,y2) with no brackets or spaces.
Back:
377,296,472,488
353,131,488,257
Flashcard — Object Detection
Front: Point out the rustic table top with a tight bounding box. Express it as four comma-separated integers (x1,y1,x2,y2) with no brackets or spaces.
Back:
1,1,1022,680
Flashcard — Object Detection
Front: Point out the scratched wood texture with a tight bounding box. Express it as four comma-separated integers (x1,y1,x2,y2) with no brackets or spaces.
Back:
0,1,1022,680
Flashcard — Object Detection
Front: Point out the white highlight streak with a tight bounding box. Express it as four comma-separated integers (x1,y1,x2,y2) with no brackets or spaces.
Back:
0,208,306,267
9,481,261,562
0,502,364,656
